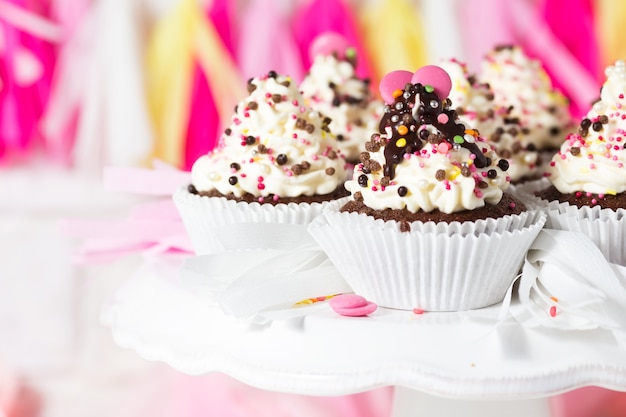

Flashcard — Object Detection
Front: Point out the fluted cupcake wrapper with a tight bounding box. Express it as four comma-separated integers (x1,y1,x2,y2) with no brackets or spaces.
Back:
308,205,546,311
514,179,626,266
173,187,351,255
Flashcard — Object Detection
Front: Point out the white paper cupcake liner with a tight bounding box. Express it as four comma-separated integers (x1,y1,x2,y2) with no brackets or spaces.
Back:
514,179,626,266
173,187,351,255
308,207,546,311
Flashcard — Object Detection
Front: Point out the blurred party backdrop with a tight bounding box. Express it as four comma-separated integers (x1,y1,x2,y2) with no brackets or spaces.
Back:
1,0,625,416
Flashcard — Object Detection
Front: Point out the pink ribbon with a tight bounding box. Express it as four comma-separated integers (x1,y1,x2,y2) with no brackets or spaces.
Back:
63,164,194,264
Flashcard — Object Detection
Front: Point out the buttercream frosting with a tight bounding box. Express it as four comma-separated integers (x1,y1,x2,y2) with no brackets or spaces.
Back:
441,58,539,182
191,72,346,201
480,45,572,150
300,54,383,162
548,60,626,195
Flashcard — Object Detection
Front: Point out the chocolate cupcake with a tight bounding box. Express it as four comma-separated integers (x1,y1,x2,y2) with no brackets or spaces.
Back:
440,58,540,183
308,66,545,311
516,60,626,266
175,71,349,255
480,45,573,152
300,36,383,165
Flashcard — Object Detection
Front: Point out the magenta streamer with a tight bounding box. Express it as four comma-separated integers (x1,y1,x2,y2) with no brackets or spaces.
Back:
541,0,601,84
208,0,237,59
292,0,372,79
0,0,56,160
184,60,219,172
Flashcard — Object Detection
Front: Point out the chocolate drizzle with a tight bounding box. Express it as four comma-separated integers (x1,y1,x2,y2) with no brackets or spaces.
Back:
379,82,494,179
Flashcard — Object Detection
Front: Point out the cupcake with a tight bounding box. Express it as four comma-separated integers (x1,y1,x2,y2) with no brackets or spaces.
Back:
440,58,540,183
300,34,383,164
175,71,349,255
308,66,545,311
480,45,573,152
518,60,626,265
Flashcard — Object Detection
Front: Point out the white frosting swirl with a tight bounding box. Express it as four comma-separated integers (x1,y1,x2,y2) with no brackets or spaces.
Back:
441,59,539,182
191,74,346,200
480,46,572,150
345,137,509,214
548,60,626,195
300,54,383,162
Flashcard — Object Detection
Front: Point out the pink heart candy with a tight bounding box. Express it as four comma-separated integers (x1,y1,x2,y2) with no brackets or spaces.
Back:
411,65,452,99
309,32,351,62
329,294,377,317
379,70,413,104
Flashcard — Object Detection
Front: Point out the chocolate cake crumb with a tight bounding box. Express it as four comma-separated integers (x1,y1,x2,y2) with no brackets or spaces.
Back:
196,186,349,205
340,193,525,225
535,185,626,210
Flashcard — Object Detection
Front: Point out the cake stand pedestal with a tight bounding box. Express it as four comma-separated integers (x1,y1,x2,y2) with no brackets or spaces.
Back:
103,259,626,417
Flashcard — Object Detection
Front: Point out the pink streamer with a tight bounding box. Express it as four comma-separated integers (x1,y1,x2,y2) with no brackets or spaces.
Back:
102,164,190,196
237,0,304,82
0,0,57,162
457,0,516,73
507,0,598,118
184,60,220,171
207,0,237,59
292,0,372,80
540,0,601,84
64,164,194,263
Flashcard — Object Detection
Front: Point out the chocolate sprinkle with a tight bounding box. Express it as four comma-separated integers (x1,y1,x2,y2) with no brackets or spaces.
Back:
276,154,288,165
228,176,238,185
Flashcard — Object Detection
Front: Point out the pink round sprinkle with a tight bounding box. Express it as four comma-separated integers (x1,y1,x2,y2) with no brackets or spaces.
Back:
437,113,449,124
329,294,377,317
258,184,265,190
549,306,557,317
437,142,451,154
412,308,424,315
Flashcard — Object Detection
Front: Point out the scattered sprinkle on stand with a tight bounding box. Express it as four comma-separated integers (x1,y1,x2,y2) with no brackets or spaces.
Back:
549,305,557,318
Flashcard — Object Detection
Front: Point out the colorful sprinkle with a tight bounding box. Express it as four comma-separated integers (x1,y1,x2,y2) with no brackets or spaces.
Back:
396,138,407,148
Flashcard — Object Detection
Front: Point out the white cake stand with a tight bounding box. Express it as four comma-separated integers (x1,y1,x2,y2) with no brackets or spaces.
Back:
103,259,626,417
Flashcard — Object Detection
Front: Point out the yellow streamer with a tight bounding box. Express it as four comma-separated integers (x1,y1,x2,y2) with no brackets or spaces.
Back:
146,0,244,168
596,0,626,67
358,0,427,83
